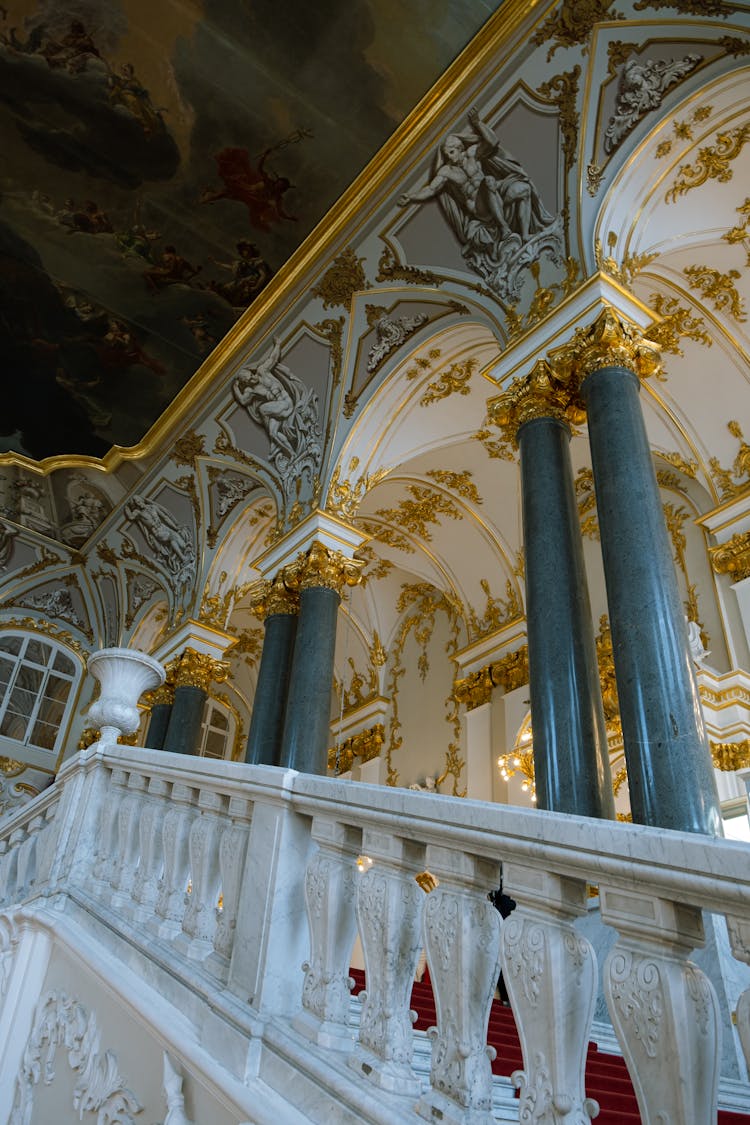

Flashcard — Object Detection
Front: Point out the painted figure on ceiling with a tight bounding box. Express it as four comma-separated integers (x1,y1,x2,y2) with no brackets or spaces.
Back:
397,107,562,301
200,146,298,232
208,240,271,308
108,63,165,137
233,337,321,483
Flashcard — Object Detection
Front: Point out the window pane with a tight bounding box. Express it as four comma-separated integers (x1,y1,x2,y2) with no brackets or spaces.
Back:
0,654,14,688
0,710,29,740
204,730,227,758
43,674,71,701
15,666,43,693
53,651,75,676
25,640,51,666
29,719,59,750
36,698,66,726
0,636,21,656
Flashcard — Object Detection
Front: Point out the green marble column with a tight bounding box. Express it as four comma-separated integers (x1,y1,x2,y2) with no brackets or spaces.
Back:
245,575,299,766
163,648,228,757
490,361,614,819
279,541,363,776
552,307,721,836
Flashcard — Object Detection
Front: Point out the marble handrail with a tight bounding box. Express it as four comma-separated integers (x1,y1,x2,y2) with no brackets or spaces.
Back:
0,743,748,1124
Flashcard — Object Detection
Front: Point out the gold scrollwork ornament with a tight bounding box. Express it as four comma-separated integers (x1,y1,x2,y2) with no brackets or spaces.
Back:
549,306,663,394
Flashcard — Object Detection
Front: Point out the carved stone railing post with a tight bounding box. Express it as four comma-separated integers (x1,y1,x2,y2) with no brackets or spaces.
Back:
154,781,196,939
208,796,252,976
110,771,148,906
0,829,25,906
601,886,720,1124
725,914,750,1076
14,813,45,898
131,776,170,918
294,817,362,1050
350,829,426,1096
92,766,128,888
177,788,226,959
415,846,501,1125
500,865,599,1124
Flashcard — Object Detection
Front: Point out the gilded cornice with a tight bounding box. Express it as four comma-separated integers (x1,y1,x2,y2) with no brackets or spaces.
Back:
710,739,750,772
285,540,364,595
169,648,229,693
549,306,663,396
487,359,584,451
709,531,750,582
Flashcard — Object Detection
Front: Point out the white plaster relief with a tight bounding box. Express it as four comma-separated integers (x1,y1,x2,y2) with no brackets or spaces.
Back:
11,989,143,1125
603,54,702,155
124,495,195,593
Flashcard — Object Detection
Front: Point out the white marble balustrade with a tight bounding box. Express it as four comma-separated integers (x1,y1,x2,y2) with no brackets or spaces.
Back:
0,746,749,1124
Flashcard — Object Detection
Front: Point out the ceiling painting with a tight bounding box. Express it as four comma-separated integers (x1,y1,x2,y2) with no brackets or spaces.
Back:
0,0,501,461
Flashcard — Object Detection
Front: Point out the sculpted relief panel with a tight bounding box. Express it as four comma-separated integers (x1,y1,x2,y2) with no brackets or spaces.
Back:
397,107,563,301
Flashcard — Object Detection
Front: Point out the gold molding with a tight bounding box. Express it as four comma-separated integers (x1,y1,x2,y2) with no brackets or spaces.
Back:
285,540,364,595
550,305,663,391
328,723,385,773
487,358,584,451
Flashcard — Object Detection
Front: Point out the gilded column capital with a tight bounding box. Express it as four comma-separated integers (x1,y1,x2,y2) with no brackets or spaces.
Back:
549,305,663,393
286,540,364,595
490,646,529,693
710,739,750,772
487,359,584,452
454,666,494,710
247,573,300,619
142,680,176,709
327,723,385,772
169,647,229,692
709,531,750,582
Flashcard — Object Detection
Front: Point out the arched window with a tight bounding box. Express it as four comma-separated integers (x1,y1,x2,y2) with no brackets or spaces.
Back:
0,633,80,753
197,698,236,761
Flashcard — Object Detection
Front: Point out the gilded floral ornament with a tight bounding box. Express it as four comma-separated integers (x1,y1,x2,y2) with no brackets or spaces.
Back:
325,460,390,521
285,540,364,595
709,532,750,582
586,163,604,196
595,232,656,287
487,358,585,452
169,648,229,692
426,468,482,506
531,0,624,62
683,264,746,323
723,198,750,267
468,577,522,641
549,306,663,392
376,243,440,287
666,123,750,204
172,430,206,469
646,294,712,355
327,724,386,773
310,246,368,310
709,420,750,499
375,484,462,541
472,427,515,462
420,358,476,406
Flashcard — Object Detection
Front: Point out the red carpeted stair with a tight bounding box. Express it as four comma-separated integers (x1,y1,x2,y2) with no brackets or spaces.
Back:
349,969,750,1123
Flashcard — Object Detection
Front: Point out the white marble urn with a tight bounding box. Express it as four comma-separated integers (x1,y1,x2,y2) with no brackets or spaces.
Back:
87,647,165,744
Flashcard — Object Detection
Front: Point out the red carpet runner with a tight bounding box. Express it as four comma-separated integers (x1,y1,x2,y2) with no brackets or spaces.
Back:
350,969,750,1123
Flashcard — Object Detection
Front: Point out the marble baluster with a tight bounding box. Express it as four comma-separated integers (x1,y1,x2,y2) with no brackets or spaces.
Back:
726,915,750,1075
131,776,170,918
416,847,501,1125
350,829,425,1096
209,796,252,976
501,864,599,1124
601,885,720,1123
294,817,362,1050
177,788,226,959
111,771,148,906
154,781,197,939
92,766,129,888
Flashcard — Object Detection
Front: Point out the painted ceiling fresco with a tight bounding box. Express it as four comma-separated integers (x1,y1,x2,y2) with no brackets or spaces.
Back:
0,0,501,461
